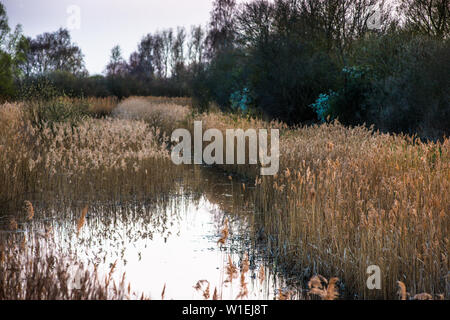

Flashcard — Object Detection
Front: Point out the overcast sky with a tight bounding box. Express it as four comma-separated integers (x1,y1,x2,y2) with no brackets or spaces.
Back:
3,0,216,75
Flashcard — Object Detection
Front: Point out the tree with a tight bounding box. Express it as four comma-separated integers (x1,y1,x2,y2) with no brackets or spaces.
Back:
137,34,155,78
402,0,450,38
24,28,86,76
188,25,206,66
0,50,14,99
152,32,165,78
6,25,29,79
206,0,238,57
236,0,273,49
162,29,173,78
171,27,186,77
106,45,127,77
0,2,10,46
0,3,14,99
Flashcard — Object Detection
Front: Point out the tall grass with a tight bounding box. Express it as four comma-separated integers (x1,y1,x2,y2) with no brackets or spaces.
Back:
193,110,449,299
1,97,448,299
113,96,191,136
0,233,142,300
105,98,450,298
0,99,179,211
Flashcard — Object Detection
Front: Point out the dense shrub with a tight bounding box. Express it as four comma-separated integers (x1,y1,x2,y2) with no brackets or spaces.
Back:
0,51,14,100
314,35,450,139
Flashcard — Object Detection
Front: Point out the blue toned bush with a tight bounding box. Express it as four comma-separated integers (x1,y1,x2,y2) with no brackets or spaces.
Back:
230,87,251,113
310,91,338,123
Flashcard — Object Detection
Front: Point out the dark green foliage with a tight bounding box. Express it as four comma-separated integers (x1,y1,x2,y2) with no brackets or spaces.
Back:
323,35,450,138
0,50,14,100
20,81,90,134
325,66,375,126
247,39,339,124
191,0,449,139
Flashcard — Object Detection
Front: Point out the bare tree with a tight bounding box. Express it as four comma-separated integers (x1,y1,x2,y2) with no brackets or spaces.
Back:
290,0,392,64
136,34,155,78
152,32,165,78
401,0,449,38
188,25,206,65
0,2,10,48
171,26,186,75
236,0,274,48
106,45,127,77
206,0,238,57
161,29,173,78
24,28,86,76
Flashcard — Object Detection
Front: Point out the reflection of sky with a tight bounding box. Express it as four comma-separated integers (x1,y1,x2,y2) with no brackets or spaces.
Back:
38,196,281,300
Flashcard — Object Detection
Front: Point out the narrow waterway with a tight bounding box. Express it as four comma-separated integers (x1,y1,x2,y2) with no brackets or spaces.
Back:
8,167,299,300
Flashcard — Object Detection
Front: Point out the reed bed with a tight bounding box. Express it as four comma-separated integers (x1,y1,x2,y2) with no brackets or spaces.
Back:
138,96,192,107
257,124,448,299
193,110,449,299
1,97,448,300
86,96,119,117
0,232,143,300
110,98,449,299
113,96,191,136
0,100,181,211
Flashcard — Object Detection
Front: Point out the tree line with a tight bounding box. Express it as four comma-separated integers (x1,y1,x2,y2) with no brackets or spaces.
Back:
0,0,449,139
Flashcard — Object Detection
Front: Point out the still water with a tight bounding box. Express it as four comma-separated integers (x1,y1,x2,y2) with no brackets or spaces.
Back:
18,169,297,300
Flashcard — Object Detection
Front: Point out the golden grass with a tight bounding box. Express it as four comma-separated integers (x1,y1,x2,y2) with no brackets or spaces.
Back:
0,97,191,300
188,109,449,299
86,97,118,116
139,96,192,107
113,96,191,136
76,206,88,236
308,275,339,300
261,123,448,299
0,234,140,300
397,281,444,300
236,253,250,299
193,280,211,300
24,201,34,221
1,97,448,300
161,283,166,300
225,255,239,284
0,101,179,210
217,217,229,245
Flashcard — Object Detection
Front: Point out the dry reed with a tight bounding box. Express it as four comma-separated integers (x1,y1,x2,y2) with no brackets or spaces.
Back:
192,108,448,299
1,96,448,300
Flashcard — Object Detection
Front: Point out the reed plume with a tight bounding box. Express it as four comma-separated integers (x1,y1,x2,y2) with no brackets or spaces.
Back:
308,275,339,300
213,287,219,300
161,283,166,300
397,281,408,300
225,255,238,283
217,218,229,245
77,206,88,236
24,200,34,220
9,219,18,231
258,266,265,285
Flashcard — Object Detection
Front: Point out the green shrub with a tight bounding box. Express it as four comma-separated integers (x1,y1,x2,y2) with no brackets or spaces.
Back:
27,97,90,134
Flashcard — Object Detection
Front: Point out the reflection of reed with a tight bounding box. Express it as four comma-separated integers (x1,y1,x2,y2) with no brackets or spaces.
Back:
0,194,196,300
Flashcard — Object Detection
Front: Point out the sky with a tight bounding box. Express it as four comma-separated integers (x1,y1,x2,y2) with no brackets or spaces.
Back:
2,0,216,75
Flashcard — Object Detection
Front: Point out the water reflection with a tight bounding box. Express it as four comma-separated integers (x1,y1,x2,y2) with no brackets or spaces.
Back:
19,192,294,300
1,166,300,300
